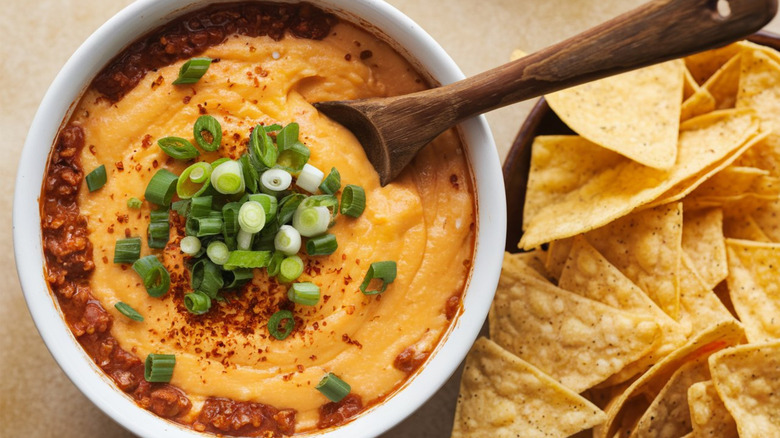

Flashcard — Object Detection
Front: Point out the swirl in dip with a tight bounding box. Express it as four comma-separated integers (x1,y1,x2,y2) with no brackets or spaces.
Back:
41,2,475,436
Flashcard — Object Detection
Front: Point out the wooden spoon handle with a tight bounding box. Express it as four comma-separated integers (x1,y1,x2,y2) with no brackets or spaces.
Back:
407,0,776,124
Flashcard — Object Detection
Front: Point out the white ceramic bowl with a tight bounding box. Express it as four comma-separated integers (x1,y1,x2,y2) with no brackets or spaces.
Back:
13,0,506,436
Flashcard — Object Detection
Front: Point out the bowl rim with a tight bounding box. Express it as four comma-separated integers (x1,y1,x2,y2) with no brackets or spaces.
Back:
13,0,506,437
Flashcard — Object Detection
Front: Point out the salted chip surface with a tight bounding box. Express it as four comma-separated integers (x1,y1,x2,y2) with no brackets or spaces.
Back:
722,208,772,242
678,254,735,337
709,340,780,437
682,208,728,290
501,251,550,282
725,239,780,342
687,380,738,438
451,337,606,438
685,43,740,84
545,60,683,169
684,166,780,209
520,109,760,250
584,203,682,319
702,54,741,110
558,236,686,384
593,320,745,438
489,268,660,393
631,357,710,438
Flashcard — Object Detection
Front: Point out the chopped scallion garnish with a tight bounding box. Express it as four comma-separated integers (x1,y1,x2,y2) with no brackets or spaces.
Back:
177,162,212,199
114,302,144,322
184,291,212,315
274,225,301,255
268,309,294,340
132,255,171,298
144,353,175,382
238,201,266,234
191,258,224,298
222,268,254,289
211,160,244,194
278,255,304,283
127,197,143,209
266,251,285,277
340,185,366,218
223,250,271,270
247,193,278,222
237,229,254,250
180,235,201,256
86,165,107,192
148,210,170,249
157,137,199,160
288,282,320,306
260,168,292,193
296,163,324,193
113,237,142,264
145,169,178,207
249,124,278,169
292,205,330,237
360,261,397,295
319,167,341,194
277,193,306,225
316,372,351,402
193,115,222,151
172,57,212,85
306,233,337,256
206,240,230,265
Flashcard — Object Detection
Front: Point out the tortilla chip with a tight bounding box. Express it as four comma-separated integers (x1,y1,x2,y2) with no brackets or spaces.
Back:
708,340,780,437
452,337,606,438
523,135,625,231
630,357,711,438
687,380,738,438
584,203,682,319
744,198,780,242
702,54,741,110
678,254,735,337
684,166,780,209
682,208,728,290
520,109,760,250
737,46,780,130
545,60,683,169
681,87,717,121
683,67,699,100
489,269,660,393
559,236,687,383
685,44,740,84
593,320,745,438
722,210,772,242
725,239,780,342
544,238,573,281
501,251,550,282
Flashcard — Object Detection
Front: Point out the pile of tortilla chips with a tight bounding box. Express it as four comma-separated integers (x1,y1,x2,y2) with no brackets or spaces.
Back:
452,41,780,437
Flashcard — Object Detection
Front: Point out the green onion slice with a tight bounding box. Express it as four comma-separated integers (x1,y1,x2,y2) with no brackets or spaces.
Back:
278,255,304,283
360,261,397,295
277,193,305,226
249,124,278,169
114,237,142,264
190,196,213,218
319,167,341,194
223,268,254,289
180,236,201,256
240,154,259,193
260,168,292,193
223,250,271,270
171,199,190,217
264,124,283,133
132,255,171,298
148,210,170,249
144,353,176,382
316,373,351,403
276,141,311,174
145,169,179,207
177,162,212,199
293,205,330,237
296,163,324,193
211,160,245,195
238,201,266,234
184,291,212,315
191,216,223,237
340,185,366,218
207,240,230,265
268,309,294,340
191,258,224,298
86,165,107,192
253,221,279,251
193,115,222,151
247,193,278,222
266,251,285,277
275,122,299,151
274,225,301,255
236,229,254,250
172,57,211,85
288,282,320,306
306,233,338,256
301,194,339,225
157,137,199,160
114,302,144,322
127,197,143,209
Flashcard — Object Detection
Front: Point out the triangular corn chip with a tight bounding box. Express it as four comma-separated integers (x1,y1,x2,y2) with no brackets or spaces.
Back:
451,337,606,438
685,43,740,84
687,380,738,438
678,254,735,337
546,60,683,169
682,208,728,290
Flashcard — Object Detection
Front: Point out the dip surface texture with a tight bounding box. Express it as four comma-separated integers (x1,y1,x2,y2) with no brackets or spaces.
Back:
44,5,475,435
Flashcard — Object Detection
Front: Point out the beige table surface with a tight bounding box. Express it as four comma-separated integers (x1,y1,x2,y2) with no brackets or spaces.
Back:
3,1,780,437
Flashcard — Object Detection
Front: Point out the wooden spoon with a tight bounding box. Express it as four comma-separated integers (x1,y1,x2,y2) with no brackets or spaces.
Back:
314,0,776,186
